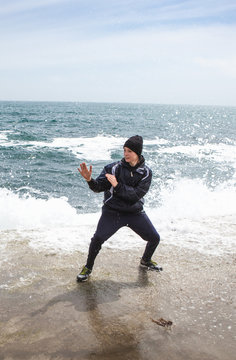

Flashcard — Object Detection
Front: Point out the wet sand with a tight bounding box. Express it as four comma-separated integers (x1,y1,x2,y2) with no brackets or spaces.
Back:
0,237,235,360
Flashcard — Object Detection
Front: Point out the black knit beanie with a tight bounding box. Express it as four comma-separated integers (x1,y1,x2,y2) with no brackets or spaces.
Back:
124,135,143,156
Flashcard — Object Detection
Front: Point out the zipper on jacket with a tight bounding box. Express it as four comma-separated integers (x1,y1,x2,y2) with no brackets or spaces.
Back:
131,171,133,177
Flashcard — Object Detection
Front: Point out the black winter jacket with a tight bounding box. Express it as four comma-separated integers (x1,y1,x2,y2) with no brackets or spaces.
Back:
87,156,152,213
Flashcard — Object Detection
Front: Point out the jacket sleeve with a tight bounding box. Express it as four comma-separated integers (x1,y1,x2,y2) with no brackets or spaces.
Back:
87,167,111,193
113,168,152,204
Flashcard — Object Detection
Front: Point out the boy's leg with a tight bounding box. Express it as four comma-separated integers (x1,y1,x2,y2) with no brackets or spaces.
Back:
86,207,123,270
128,211,160,262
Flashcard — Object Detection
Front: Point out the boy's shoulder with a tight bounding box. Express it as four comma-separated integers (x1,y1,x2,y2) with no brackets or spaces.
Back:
136,163,152,177
105,160,121,169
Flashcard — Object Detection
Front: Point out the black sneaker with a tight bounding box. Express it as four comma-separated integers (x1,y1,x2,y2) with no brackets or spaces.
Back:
77,266,92,282
140,259,163,272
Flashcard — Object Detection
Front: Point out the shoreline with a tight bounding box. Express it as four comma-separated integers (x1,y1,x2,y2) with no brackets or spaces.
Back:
0,239,235,360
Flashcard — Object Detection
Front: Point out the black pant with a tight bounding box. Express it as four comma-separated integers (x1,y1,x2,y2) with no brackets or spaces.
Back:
86,206,160,270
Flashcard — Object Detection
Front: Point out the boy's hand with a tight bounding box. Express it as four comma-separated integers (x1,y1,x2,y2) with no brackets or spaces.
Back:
105,174,118,187
78,163,92,181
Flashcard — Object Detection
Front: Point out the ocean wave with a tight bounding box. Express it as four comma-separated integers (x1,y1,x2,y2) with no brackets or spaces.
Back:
0,188,79,230
153,177,236,219
1,177,235,231
0,133,169,161
159,143,236,166
0,177,235,255
1,131,234,166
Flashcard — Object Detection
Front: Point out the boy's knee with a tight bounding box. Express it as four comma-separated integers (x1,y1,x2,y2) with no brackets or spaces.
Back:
151,232,160,245
91,235,105,246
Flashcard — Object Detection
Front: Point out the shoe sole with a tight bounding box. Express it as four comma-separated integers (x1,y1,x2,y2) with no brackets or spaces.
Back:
140,264,163,271
76,276,90,282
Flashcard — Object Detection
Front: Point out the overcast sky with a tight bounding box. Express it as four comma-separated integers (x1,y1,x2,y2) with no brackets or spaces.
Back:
0,0,236,106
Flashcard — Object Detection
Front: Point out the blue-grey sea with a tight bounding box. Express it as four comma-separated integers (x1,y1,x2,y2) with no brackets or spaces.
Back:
0,101,236,255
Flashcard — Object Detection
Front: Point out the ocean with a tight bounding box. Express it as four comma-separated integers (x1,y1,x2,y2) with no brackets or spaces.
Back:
0,101,236,256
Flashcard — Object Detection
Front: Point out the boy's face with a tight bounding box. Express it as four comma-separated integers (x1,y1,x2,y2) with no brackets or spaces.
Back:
124,147,139,165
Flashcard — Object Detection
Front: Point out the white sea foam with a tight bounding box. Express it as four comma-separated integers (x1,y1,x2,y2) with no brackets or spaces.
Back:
47,135,126,161
159,143,236,166
145,137,169,145
0,133,168,161
2,132,234,166
0,178,235,255
152,177,236,219
147,178,236,255
0,188,79,230
0,130,13,145
0,134,125,160
0,132,8,142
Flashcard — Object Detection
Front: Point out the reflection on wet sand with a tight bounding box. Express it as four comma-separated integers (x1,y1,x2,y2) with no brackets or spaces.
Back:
84,269,149,359
1,244,235,360
31,269,149,359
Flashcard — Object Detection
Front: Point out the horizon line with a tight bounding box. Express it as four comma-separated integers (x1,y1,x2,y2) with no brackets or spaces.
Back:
0,99,235,108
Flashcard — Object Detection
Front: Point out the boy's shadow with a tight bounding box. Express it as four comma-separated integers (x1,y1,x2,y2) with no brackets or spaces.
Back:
30,269,153,359
31,268,149,316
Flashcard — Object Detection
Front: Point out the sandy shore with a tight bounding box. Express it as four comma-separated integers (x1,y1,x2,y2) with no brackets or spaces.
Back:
0,237,235,360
